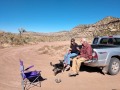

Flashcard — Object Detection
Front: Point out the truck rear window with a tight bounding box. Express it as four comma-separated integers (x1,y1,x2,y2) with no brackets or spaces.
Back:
114,38,120,45
99,38,120,45
100,38,108,44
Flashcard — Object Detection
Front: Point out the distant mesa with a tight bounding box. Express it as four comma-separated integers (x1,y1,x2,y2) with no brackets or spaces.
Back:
71,16,120,37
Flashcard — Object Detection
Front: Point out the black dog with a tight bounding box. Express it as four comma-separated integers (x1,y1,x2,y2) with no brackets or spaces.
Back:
50,60,65,76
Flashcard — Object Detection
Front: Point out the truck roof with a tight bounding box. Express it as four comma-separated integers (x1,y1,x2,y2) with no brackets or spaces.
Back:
95,35,120,38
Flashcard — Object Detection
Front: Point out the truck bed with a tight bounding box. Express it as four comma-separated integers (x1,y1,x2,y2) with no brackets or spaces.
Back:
78,44,120,49
91,44,120,49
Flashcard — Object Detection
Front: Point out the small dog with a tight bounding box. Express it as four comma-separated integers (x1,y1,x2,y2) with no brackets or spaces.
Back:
50,60,65,76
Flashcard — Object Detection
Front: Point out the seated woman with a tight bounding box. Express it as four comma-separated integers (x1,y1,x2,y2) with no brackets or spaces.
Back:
63,38,79,71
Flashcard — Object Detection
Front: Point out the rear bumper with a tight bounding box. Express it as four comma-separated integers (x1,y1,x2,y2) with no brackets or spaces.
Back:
84,60,107,67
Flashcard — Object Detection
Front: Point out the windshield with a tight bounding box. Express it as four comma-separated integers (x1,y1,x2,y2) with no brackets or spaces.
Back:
93,38,99,44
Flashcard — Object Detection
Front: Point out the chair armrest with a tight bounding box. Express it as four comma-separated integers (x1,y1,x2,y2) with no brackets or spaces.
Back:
24,65,34,71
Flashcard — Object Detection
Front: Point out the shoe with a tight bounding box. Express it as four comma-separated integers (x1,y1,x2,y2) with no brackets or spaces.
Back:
69,73,78,77
65,65,70,71
76,73,79,75
64,63,67,68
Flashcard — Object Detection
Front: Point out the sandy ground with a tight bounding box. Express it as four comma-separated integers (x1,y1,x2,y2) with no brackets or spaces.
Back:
0,41,120,90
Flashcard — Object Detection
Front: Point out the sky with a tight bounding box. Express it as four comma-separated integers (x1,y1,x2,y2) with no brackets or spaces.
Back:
0,0,120,33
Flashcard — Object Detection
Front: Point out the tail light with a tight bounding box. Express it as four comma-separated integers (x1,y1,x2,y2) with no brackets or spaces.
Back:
92,51,98,60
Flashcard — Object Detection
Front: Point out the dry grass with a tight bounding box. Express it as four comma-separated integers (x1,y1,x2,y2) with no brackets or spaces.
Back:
38,45,51,54
0,32,71,48
0,32,52,47
38,45,69,57
0,32,30,46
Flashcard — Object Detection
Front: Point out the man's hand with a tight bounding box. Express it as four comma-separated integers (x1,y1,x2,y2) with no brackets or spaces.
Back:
77,47,80,51
69,48,72,51
68,50,71,53
68,48,72,53
76,56,81,59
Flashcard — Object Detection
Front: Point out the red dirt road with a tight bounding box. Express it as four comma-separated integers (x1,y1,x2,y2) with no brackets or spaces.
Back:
0,41,120,90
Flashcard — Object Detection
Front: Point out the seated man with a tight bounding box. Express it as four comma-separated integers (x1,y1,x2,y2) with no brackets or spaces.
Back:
69,38,92,77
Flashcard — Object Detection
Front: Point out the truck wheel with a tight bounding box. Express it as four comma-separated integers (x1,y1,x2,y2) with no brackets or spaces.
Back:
108,57,120,75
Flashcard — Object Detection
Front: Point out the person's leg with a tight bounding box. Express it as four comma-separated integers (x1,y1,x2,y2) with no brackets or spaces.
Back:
64,53,78,71
69,57,86,76
63,53,69,64
70,53,78,58
66,53,78,65
76,57,86,74
64,53,73,70
71,57,78,73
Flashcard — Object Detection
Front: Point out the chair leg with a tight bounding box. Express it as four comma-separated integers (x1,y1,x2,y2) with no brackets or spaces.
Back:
26,76,40,90
21,79,25,90
22,76,42,90
39,81,41,87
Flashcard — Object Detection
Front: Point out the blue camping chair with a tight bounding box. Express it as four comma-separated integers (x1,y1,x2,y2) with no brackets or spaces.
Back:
20,60,44,90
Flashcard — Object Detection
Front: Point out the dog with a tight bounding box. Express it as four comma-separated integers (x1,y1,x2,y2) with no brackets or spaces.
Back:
50,60,65,76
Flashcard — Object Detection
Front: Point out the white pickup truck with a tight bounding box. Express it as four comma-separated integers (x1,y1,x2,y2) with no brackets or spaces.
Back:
84,35,120,75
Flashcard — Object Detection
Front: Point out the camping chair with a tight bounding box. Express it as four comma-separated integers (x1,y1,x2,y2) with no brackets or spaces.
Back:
20,60,44,90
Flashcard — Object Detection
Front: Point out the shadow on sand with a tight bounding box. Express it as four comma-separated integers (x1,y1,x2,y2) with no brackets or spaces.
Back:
80,64,104,74
70,61,104,75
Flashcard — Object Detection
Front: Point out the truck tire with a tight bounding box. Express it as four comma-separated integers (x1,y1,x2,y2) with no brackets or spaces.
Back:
108,57,120,75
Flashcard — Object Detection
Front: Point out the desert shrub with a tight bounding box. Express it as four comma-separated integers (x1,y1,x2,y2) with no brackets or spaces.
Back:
0,32,31,45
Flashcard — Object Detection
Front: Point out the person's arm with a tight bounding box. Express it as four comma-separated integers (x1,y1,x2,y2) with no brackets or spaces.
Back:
76,43,80,51
76,55,81,59
76,47,83,59
86,45,92,60
77,46,86,59
67,46,72,53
